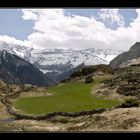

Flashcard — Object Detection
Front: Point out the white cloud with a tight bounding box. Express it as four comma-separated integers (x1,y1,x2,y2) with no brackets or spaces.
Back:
21,9,118,50
98,9,125,27
1,9,140,52
0,35,29,46
22,9,38,21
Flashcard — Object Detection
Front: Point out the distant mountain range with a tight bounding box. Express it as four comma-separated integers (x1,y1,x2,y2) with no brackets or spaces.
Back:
0,50,55,86
0,41,122,82
109,42,140,69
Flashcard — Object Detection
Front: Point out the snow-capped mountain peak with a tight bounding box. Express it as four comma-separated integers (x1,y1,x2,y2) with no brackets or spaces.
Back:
0,41,123,81
31,47,122,74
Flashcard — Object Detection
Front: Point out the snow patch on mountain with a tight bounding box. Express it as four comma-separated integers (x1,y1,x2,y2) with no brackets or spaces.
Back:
31,48,122,75
0,41,123,75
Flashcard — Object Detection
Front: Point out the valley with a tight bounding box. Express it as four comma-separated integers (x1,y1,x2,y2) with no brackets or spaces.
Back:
12,76,120,115
0,42,140,131
0,67,138,131
2,8,140,132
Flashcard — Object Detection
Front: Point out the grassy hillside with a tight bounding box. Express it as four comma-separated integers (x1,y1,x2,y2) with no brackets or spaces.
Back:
70,64,113,79
13,76,121,115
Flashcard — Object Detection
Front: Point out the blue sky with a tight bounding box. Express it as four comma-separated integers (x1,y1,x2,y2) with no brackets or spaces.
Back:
0,9,137,40
0,9,34,40
65,9,137,27
0,9,140,51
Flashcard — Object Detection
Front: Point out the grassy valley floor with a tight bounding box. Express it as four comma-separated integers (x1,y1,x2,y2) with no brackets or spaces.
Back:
1,75,140,131
12,76,121,116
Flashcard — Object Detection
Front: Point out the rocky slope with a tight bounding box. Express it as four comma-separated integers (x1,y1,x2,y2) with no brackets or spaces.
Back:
109,42,140,69
5,107,140,131
0,66,140,131
0,50,54,87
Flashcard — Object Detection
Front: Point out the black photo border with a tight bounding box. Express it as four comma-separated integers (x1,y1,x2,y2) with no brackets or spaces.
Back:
0,0,139,7
0,0,140,139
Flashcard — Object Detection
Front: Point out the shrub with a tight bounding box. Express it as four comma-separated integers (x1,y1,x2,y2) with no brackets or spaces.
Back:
116,85,140,96
85,76,94,84
70,70,82,78
118,99,139,108
70,64,113,79
82,66,96,76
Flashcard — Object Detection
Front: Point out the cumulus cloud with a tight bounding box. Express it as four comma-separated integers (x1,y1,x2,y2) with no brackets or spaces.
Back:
1,9,140,51
0,35,29,46
21,9,139,51
98,9,125,27
20,9,119,50
21,9,38,21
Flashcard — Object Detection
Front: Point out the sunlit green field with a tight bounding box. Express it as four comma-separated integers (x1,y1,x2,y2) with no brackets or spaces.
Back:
13,76,121,115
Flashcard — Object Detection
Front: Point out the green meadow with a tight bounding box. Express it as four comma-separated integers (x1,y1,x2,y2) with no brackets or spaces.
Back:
13,76,121,115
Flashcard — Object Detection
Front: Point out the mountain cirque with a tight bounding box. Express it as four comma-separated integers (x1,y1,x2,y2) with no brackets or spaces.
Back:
0,41,140,131
0,41,122,82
